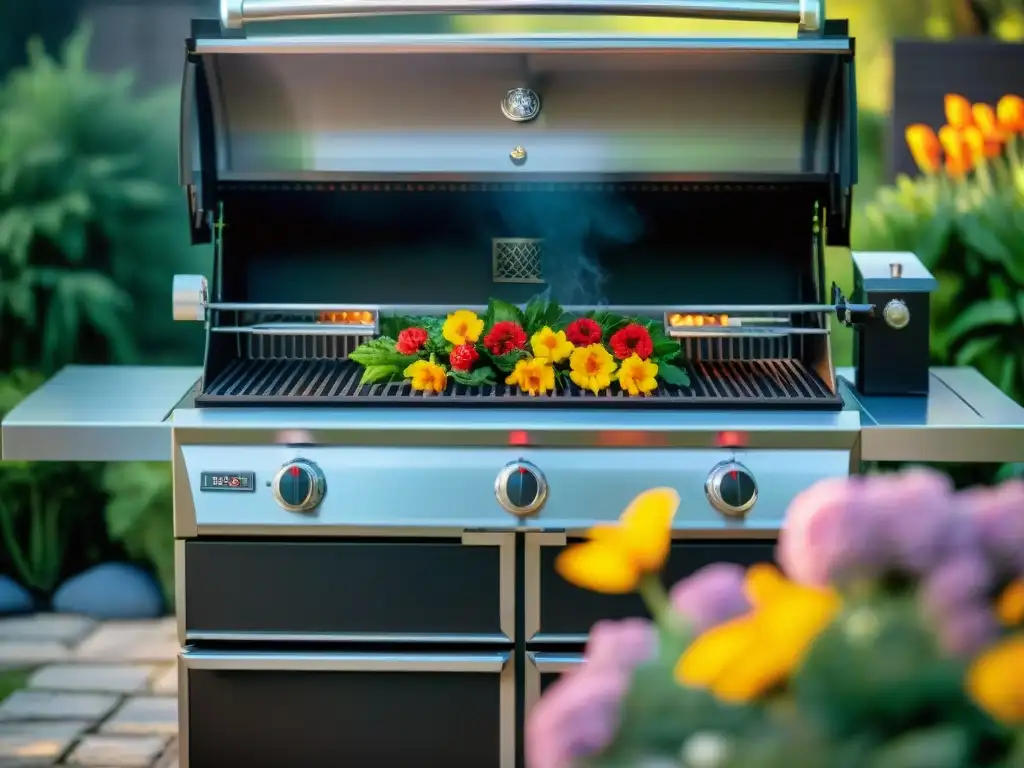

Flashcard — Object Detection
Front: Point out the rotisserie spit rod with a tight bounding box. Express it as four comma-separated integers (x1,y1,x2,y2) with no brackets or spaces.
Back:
220,0,825,32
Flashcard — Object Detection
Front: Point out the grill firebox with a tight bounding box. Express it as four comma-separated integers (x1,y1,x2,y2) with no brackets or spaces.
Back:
199,357,840,408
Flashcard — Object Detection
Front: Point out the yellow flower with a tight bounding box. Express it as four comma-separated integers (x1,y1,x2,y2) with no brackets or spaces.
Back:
555,488,679,594
442,310,484,346
617,354,658,396
675,564,840,703
997,94,1024,133
905,124,941,173
966,634,1024,724
945,94,974,129
568,344,617,394
997,579,1024,626
939,125,973,177
505,358,555,396
404,360,447,393
530,326,574,363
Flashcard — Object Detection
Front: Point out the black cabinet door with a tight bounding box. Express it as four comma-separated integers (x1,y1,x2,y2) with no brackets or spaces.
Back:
181,649,514,768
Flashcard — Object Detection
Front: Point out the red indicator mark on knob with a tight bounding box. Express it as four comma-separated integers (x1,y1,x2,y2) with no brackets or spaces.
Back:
290,465,300,477
730,470,738,480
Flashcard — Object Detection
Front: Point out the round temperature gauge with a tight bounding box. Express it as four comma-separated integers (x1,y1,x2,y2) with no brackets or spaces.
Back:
271,459,326,514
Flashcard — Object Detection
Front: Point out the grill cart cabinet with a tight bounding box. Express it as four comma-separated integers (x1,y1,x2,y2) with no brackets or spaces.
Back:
3,1,1024,767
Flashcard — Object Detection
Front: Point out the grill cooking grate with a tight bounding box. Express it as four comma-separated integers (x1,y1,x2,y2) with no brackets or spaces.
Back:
198,359,842,409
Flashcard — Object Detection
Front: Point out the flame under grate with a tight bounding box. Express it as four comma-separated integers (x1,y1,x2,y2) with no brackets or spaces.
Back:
198,358,842,409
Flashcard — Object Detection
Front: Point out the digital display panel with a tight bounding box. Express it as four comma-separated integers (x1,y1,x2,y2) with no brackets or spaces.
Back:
200,472,256,492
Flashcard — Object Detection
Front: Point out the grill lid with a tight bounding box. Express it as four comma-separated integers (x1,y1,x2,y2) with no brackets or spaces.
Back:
181,0,856,239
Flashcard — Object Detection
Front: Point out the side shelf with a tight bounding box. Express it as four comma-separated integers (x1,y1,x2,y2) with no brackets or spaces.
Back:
1,365,202,462
840,366,1024,463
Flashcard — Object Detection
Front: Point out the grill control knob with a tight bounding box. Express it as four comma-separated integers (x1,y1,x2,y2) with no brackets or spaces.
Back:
271,459,326,514
705,461,757,518
495,460,547,518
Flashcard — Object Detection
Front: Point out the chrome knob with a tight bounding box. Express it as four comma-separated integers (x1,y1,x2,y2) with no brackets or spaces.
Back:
271,459,326,513
173,274,208,322
495,460,548,518
883,299,911,330
705,461,757,518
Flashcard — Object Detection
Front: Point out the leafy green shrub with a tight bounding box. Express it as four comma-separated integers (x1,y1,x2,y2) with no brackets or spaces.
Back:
0,27,208,599
0,371,109,595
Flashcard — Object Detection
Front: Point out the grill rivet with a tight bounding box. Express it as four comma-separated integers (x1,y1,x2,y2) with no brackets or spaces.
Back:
510,145,527,166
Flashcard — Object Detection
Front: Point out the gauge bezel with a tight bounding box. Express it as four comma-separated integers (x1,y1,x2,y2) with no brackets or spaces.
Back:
271,460,325,513
704,460,758,517
494,459,548,517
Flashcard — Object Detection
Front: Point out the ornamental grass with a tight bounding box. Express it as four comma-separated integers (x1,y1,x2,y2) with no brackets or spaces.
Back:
525,471,1024,768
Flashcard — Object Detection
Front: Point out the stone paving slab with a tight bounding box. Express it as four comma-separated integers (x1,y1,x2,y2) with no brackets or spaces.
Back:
0,616,95,647
0,691,120,723
74,624,176,665
65,735,170,767
100,698,177,737
0,641,71,669
0,720,91,764
148,669,176,697
28,665,155,695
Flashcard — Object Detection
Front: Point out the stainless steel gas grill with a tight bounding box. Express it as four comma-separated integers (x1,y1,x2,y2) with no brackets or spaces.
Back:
4,2,1024,768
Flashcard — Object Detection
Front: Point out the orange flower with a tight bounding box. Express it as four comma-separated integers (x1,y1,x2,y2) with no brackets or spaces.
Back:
939,125,972,177
905,124,941,173
998,580,1024,627
997,95,1024,133
945,94,974,129
972,103,1000,137
966,634,1024,724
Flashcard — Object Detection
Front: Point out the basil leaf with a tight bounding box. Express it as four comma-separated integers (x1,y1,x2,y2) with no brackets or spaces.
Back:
348,338,418,368
359,365,402,385
488,349,528,373
653,339,681,360
450,368,497,387
657,364,690,387
485,298,525,328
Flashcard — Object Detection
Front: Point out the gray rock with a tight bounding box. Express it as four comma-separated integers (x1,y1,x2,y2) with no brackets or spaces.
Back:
0,577,33,616
52,564,164,620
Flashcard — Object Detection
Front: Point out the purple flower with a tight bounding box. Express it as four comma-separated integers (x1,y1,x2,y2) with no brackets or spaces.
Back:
919,553,993,621
584,618,657,672
960,480,1024,576
526,619,657,768
778,470,962,586
935,602,999,657
776,476,882,586
525,668,631,768
670,563,750,633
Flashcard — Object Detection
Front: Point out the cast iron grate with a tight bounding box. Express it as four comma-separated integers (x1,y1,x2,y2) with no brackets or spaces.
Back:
197,359,843,410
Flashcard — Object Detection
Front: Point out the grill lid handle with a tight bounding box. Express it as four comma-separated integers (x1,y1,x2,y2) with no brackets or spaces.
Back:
220,0,825,32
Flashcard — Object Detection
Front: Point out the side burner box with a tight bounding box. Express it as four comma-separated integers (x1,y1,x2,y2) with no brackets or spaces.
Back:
178,2,860,410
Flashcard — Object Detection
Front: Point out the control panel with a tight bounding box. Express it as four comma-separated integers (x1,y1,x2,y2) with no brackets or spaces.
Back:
704,460,758,518
270,459,326,513
494,459,548,517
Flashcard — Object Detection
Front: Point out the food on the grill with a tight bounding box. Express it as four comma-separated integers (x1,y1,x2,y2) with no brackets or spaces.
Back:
346,296,691,395
669,313,730,327
318,310,374,325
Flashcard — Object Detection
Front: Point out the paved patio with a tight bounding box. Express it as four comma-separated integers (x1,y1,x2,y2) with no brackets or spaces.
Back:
0,615,178,767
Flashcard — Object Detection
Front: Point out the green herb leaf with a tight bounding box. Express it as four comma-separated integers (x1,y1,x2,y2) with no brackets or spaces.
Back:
657,364,690,388
359,365,403,385
652,339,682,361
943,299,1017,345
488,349,528,373
348,337,419,369
959,212,1024,284
589,309,628,336
484,298,525,328
450,367,497,387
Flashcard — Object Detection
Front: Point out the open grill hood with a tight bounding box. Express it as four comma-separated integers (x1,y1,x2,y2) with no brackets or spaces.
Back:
181,0,856,239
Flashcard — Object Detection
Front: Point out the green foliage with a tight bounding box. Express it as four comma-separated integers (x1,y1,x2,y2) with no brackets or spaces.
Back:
0,25,209,372
101,463,174,608
0,371,105,594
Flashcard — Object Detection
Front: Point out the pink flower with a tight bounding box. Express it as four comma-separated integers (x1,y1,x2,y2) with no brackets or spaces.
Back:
777,470,962,586
936,603,999,657
919,553,993,622
960,480,1024,575
670,564,751,633
526,619,656,768
584,618,658,671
